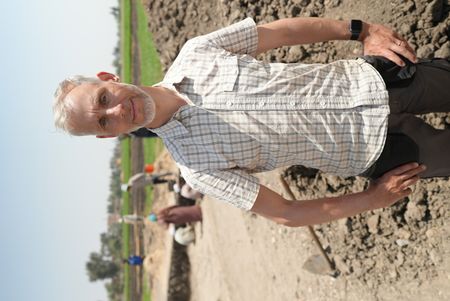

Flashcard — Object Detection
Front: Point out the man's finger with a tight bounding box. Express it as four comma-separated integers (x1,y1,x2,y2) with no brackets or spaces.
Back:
403,42,417,59
380,49,405,66
399,164,427,180
391,33,415,55
387,162,420,176
399,175,420,190
390,41,417,64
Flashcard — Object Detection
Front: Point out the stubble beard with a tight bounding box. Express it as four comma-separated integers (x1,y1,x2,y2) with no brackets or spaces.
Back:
123,83,156,132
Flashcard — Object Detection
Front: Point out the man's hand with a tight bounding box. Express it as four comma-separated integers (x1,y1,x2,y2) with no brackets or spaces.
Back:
360,22,418,66
367,162,426,209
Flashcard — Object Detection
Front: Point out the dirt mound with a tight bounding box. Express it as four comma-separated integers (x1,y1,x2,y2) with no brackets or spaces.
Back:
144,0,449,67
286,166,450,288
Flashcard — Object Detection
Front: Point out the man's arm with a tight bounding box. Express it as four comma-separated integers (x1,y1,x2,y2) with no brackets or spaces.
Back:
255,17,417,66
251,163,426,227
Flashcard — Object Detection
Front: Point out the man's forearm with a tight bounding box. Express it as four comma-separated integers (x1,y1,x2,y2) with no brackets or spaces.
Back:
252,183,376,227
251,164,424,227
282,190,374,227
264,17,353,46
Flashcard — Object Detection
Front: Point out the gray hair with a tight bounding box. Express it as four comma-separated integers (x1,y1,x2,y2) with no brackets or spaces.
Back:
53,75,101,135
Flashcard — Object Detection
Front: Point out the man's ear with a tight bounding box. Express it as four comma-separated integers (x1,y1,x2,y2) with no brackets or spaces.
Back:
96,72,120,82
96,135,117,139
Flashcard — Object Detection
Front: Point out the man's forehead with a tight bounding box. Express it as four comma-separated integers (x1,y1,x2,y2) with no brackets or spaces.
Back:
66,82,101,101
65,82,103,135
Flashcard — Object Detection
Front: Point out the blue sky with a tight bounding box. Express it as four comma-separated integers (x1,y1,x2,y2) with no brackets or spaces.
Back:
0,1,119,300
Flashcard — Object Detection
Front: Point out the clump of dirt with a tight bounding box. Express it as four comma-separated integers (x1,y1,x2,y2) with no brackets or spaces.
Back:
143,0,449,294
286,166,450,288
144,0,449,68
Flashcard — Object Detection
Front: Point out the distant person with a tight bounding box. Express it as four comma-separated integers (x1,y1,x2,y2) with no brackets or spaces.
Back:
121,172,175,192
123,255,145,266
118,214,144,224
148,205,203,228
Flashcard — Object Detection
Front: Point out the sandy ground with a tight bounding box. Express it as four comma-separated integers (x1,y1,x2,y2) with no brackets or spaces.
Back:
145,154,449,301
187,172,450,301
140,1,450,300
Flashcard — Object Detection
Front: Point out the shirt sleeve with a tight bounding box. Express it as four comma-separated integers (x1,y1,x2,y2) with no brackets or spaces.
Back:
198,17,259,56
179,165,260,211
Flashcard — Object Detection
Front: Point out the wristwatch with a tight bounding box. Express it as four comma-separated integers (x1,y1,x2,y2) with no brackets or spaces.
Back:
349,19,363,40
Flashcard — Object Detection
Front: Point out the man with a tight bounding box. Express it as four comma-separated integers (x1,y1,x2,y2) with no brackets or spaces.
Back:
53,17,449,227
121,171,175,192
118,214,145,224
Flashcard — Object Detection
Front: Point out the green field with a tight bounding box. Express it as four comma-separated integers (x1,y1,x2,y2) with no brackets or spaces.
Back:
120,0,163,300
136,0,163,85
120,0,132,83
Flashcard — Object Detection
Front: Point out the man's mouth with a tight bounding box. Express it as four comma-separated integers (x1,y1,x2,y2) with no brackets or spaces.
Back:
130,99,136,122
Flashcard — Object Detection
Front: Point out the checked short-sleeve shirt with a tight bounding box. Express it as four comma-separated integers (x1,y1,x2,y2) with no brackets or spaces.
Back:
151,18,390,210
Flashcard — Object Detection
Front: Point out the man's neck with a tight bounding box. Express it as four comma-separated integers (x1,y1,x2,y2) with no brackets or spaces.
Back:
140,85,187,129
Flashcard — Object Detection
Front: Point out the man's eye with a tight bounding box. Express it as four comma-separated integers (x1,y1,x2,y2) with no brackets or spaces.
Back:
99,116,108,128
99,94,108,105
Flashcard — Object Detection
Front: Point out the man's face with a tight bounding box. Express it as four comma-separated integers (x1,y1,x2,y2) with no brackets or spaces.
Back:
65,81,155,136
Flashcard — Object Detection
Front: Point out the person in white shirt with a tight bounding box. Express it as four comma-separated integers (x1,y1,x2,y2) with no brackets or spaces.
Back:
53,17,449,227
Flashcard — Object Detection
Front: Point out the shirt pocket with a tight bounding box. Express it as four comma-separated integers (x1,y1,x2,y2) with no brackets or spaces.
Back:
218,55,239,91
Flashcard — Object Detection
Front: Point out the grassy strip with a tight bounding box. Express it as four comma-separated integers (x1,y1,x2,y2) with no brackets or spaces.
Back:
136,0,163,85
141,277,152,301
120,0,132,83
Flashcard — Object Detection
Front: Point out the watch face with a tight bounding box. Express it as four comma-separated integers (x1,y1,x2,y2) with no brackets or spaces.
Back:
351,19,362,32
350,19,362,40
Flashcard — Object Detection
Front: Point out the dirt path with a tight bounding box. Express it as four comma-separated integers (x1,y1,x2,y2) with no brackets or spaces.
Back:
142,0,450,300
143,151,180,301
188,170,450,301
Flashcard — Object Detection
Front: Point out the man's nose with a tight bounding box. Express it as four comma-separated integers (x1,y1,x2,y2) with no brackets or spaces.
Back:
106,103,126,119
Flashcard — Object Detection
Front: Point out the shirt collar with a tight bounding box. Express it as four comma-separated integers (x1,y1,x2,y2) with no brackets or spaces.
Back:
151,119,188,139
154,73,185,88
